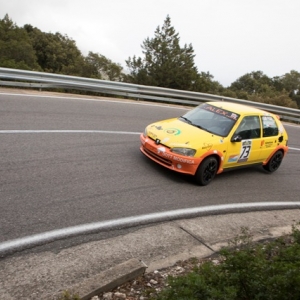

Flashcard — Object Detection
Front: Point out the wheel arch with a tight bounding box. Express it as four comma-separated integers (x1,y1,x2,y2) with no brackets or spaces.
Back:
196,150,224,174
262,146,287,166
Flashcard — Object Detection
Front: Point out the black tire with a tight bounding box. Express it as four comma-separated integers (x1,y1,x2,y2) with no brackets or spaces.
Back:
263,150,283,173
195,156,218,186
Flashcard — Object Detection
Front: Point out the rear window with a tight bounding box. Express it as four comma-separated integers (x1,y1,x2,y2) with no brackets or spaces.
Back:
261,116,279,137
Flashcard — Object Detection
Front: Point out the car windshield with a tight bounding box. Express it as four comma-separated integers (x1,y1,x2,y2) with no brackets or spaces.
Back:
179,103,240,137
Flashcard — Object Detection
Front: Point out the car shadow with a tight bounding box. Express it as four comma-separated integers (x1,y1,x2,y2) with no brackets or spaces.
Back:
139,153,195,184
139,153,269,186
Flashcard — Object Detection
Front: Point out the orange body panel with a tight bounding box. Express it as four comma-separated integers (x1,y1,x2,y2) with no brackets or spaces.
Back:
140,134,201,175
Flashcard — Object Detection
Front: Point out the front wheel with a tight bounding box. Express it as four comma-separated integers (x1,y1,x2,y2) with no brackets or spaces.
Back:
263,150,283,172
195,156,218,186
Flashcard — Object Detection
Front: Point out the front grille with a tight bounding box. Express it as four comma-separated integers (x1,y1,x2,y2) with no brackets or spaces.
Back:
149,136,172,148
143,147,172,166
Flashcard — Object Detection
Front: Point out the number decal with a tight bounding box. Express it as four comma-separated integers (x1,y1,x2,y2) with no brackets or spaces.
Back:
240,145,250,158
238,140,252,162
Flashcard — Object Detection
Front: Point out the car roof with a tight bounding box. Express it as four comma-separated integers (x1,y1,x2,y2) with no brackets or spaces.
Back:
207,101,269,115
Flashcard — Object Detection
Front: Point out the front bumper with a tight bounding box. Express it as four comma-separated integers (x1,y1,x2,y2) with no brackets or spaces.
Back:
140,134,201,175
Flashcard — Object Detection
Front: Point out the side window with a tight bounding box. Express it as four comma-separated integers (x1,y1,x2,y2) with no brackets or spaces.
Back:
261,116,279,137
235,116,261,140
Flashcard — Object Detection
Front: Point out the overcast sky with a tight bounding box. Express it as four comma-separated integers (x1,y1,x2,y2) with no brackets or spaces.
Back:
1,0,300,87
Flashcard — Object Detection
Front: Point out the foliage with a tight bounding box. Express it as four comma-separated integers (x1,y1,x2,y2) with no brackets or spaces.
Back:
0,14,41,70
0,14,122,81
0,13,299,107
25,25,83,75
230,71,273,94
154,225,300,300
249,92,298,108
83,51,123,80
125,15,210,92
57,291,80,300
229,70,299,108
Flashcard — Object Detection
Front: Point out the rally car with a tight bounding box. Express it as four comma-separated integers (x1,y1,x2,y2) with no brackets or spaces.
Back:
140,101,289,186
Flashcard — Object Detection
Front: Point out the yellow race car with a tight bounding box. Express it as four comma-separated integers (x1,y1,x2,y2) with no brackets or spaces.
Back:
140,101,289,186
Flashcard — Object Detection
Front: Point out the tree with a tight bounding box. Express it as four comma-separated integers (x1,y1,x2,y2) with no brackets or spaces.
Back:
83,52,123,81
125,15,200,91
249,92,298,108
0,14,40,70
24,25,123,80
273,70,300,106
229,71,273,94
194,71,223,94
24,25,83,74
274,70,300,93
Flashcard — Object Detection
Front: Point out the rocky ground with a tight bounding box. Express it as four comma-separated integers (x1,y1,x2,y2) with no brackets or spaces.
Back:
90,256,219,300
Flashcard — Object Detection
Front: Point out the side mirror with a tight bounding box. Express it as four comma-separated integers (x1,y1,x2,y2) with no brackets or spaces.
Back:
231,134,242,142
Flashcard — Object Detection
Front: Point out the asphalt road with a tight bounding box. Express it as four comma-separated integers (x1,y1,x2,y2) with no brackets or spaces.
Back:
1,89,299,253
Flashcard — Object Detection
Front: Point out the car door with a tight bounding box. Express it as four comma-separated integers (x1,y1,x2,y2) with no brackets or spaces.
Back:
223,115,262,168
259,115,280,160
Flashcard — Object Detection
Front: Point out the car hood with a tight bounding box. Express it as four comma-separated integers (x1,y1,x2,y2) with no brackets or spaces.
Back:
147,118,221,148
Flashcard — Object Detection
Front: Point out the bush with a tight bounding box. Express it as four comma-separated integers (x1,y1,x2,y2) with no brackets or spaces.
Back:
154,225,300,300
57,291,80,300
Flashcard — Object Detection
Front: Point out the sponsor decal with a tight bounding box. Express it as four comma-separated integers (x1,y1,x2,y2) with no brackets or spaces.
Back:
148,131,157,139
201,103,240,121
279,125,284,134
173,156,195,164
238,140,252,162
157,146,166,154
151,125,163,130
228,155,239,162
164,128,181,135
262,116,276,127
202,143,213,150
161,152,195,164
162,152,173,159
265,141,273,148
261,140,274,148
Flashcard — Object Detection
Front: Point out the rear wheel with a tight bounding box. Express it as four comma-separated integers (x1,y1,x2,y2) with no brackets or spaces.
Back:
195,156,218,186
263,150,283,172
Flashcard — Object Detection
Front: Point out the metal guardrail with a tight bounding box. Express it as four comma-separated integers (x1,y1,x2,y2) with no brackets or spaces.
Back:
0,67,299,123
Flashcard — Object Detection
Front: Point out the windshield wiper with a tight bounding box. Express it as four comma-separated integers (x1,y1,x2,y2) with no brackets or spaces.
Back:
179,116,192,124
191,124,215,134
180,117,215,134
192,123,205,130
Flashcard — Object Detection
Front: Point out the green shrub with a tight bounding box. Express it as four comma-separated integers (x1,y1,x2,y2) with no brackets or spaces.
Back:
57,290,80,300
154,226,300,300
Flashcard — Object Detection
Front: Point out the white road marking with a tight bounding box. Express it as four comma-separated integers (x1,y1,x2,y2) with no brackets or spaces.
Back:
0,92,188,110
284,123,300,128
0,202,299,256
0,130,140,134
1,130,299,151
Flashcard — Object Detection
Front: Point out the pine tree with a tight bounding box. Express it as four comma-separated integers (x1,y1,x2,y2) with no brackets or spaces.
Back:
125,15,200,91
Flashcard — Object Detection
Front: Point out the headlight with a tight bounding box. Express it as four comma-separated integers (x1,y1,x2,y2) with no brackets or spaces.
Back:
143,127,148,137
171,147,196,157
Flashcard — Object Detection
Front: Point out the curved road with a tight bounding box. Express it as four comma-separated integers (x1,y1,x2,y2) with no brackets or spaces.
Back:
1,90,299,253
